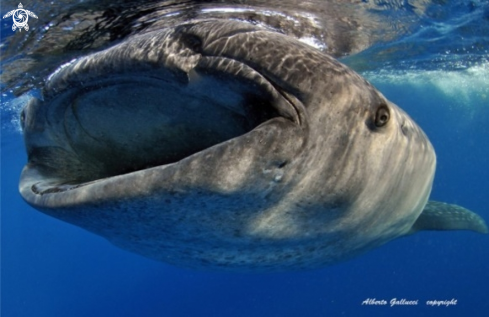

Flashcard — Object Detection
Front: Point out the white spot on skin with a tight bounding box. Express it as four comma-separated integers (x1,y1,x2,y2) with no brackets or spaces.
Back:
274,170,284,182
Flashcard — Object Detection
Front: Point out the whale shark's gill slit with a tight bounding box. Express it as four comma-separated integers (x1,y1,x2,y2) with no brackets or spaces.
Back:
48,74,280,185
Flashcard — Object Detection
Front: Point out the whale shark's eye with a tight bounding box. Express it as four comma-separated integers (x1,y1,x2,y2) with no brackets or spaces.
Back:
374,105,390,128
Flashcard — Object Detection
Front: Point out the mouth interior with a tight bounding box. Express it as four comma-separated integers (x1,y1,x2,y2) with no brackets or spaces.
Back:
51,74,279,183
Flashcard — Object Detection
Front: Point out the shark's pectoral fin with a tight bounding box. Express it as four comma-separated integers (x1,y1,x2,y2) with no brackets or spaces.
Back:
410,201,488,234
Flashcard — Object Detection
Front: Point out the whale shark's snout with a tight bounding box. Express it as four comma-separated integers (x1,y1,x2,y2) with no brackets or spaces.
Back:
19,20,486,271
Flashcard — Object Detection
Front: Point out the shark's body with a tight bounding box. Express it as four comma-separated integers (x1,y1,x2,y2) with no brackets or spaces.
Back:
19,19,487,271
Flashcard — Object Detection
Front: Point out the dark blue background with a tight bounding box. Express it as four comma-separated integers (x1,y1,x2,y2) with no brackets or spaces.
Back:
1,73,488,317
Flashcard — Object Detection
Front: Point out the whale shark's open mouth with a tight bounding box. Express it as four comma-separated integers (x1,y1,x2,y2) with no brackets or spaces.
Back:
27,76,294,191
21,21,308,200
29,71,284,185
21,27,304,194
62,75,280,179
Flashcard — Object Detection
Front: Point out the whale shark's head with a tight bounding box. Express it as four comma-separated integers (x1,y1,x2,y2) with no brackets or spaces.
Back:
19,20,436,271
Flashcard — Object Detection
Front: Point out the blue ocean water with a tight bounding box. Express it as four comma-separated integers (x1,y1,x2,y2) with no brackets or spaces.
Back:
1,1,489,317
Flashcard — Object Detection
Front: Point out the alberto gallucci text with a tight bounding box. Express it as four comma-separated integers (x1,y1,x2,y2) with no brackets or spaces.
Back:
362,298,419,307
362,298,458,307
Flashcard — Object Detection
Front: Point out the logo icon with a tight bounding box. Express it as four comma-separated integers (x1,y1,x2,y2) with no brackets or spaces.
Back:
2,3,38,32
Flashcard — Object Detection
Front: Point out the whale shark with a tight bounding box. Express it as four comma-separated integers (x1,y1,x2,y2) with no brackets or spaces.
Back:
17,15,487,271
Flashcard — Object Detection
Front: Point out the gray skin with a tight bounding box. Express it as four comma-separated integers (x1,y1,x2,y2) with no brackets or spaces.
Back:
19,20,487,271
